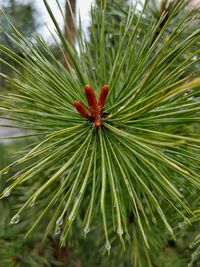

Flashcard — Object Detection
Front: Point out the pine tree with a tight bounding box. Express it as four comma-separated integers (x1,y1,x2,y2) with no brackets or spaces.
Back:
0,0,200,266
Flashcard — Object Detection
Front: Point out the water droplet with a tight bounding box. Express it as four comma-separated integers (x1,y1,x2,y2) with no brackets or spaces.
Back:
178,222,185,229
152,217,157,224
189,242,195,249
184,89,193,96
55,226,61,235
117,227,123,236
126,233,130,241
92,66,95,71
68,214,75,222
10,214,20,224
84,226,90,235
0,167,9,175
30,201,35,207
188,96,195,102
192,55,197,61
179,187,184,192
2,188,11,197
137,34,139,39
56,217,63,226
105,241,111,252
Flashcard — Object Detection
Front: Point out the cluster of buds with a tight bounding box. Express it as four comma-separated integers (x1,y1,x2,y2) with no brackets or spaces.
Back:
74,84,109,128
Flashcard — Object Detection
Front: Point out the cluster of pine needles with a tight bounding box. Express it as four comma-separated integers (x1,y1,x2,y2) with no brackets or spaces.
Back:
0,0,200,266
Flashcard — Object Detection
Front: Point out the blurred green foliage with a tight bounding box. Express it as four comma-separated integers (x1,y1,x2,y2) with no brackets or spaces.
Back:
0,0,37,88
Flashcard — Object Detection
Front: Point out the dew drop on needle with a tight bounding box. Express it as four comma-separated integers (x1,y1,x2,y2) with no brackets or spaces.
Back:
55,226,61,236
10,214,20,224
84,226,90,235
117,227,123,236
56,217,63,226
105,241,111,252
3,189,11,197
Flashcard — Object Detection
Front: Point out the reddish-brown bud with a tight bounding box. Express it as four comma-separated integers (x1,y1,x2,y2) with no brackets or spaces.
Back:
98,84,109,110
94,118,102,128
84,85,97,110
74,100,90,119
74,84,109,128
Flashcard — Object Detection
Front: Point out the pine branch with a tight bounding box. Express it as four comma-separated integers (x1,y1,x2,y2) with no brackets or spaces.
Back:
0,0,200,265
